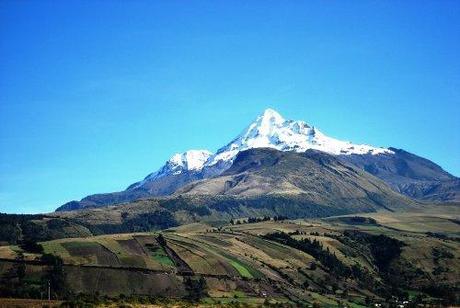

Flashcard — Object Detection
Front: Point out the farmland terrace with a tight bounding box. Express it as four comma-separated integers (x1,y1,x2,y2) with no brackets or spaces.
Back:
0,207,459,306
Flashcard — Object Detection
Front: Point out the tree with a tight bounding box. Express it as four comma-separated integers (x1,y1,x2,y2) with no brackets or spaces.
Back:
20,239,43,253
41,254,67,299
157,233,167,247
365,296,371,306
184,276,207,301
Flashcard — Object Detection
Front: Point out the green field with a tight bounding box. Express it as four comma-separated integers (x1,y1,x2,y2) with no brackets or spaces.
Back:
150,246,175,266
229,259,253,278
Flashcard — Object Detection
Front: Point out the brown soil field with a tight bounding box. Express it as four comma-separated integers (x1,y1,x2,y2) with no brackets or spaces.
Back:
117,238,146,255
62,241,120,266
0,298,62,308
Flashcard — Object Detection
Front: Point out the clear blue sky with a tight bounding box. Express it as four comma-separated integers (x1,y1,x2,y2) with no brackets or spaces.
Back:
1,1,459,214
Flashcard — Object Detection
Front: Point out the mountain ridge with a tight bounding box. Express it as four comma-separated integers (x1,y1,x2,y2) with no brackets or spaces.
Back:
130,108,392,188
341,147,459,202
56,109,458,211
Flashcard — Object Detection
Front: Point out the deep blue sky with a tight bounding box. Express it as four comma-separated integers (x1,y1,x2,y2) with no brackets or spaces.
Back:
1,1,459,214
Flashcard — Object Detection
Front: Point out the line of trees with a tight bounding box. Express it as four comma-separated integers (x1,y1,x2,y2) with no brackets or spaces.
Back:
230,215,288,225
86,210,178,235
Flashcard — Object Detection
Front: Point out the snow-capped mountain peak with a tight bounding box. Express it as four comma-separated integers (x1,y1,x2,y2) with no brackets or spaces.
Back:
205,109,392,168
256,108,286,131
131,108,392,190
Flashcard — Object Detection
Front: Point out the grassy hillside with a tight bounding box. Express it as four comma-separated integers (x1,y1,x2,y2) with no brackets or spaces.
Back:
1,194,404,246
0,207,459,306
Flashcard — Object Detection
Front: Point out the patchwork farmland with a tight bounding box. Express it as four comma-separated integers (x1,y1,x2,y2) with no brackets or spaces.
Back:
0,208,459,306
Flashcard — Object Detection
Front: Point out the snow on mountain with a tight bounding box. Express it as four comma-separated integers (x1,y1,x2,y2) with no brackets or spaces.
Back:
129,150,212,189
132,108,392,189
205,108,392,169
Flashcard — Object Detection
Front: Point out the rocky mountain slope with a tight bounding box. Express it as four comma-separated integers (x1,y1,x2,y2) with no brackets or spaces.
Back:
179,148,415,212
341,148,460,202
